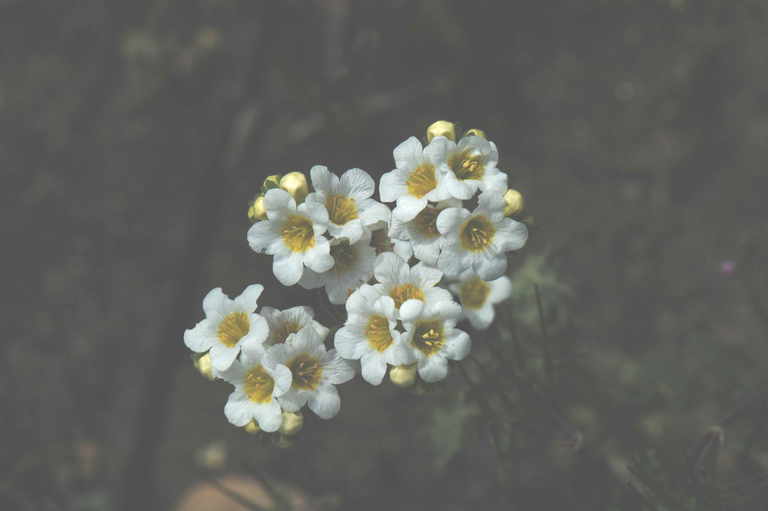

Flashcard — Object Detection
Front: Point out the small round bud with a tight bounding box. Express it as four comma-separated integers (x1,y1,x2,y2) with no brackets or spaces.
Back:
503,189,524,217
261,174,282,194
279,172,309,203
426,120,456,142
243,420,260,434
248,195,267,222
279,411,303,436
389,364,417,387
464,128,486,139
192,352,214,381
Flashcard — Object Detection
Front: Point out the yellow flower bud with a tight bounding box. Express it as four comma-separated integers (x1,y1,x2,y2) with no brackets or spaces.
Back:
279,411,303,436
389,364,417,387
426,120,456,142
279,172,309,204
243,420,260,434
464,128,486,139
192,352,214,381
261,174,282,194
503,189,524,217
247,195,267,223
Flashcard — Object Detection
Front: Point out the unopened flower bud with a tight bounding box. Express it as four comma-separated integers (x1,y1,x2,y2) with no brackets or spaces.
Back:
503,189,524,217
279,172,309,203
248,195,267,222
464,128,486,139
261,174,282,194
192,352,215,381
279,411,303,436
389,364,417,387
243,420,260,434
426,120,456,142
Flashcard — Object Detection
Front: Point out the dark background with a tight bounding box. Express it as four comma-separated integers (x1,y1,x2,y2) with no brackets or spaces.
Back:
3,1,768,510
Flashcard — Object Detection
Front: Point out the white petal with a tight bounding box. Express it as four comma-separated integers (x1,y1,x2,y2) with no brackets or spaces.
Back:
310,165,337,193
437,246,467,279
340,167,374,199
304,240,334,273
423,136,448,164
399,299,425,322
300,200,330,227
495,219,528,251
374,252,406,284
444,330,471,360
436,207,468,234
359,200,391,228
184,319,215,353
392,136,423,168
254,401,283,432
241,315,268,346
202,287,229,317
247,222,279,253
466,305,495,329
385,342,416,366
444,172,474,200
334,219,364,244
308,385,341,419
489,276,513,303
234,284,264,312
264,188,296,215
224,390,253,427
379,170,404,203
298,268,325,290
334,326,364,360
361,353,387,385
475,255,507,281
393,195,427,222
324,352,355,384
278,390,307,412
240,340,267,366
411,263,443,289
271,364,293,396
273,252,304,286
209,343,240,371
418,356,448,383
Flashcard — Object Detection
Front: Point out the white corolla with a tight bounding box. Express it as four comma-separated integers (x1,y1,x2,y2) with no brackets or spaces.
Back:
260,305,329,346
184,284,269,372
441,134,508,200
334,285,414,385
437,189,528,280
388,199,461,266
379,136,451,222
450,270,513,329
269,326,354,419
218,342,292,432
247,188,334,286
371,252,453,318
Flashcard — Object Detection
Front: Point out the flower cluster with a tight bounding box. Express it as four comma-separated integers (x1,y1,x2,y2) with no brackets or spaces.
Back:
183,121,528,436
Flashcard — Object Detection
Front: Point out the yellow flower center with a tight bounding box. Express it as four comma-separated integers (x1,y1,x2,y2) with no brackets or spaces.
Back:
448,150,485,181
411,319,445,356
268,320,301,345
287,353,323,390
411,206,441,238
406,163,437,198
281,214,315,252
325,194,359,225
459,277,491,309
365,315,394,352
389,283,425,309
244,365,275,403
330,240,357,271
217,312,250,347
459,215,495,252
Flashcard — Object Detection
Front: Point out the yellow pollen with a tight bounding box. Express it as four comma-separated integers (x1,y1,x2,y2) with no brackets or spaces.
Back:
244,365,275,403
217,312,250,347
330,240,357,270
406,163,437,198
326,194,358,225
281,214,315,252
449,150,485,181
459,277,491,309
411,320,445,356
287,353,323,390
365,315,394,352
269,320,301,345
411,207,441,238
389,283,425,309
459,215,495,252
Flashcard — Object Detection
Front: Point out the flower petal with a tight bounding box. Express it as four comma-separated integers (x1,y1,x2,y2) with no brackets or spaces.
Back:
308,385,341,419
273,252,304,286
361,353,387,385
184,319,215,353
234,284,264,312
340,167,374,199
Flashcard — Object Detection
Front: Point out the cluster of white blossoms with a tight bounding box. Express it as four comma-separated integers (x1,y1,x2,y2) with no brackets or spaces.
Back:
183,121,528,437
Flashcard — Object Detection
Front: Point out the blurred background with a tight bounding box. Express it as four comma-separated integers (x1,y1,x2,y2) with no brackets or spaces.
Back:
3,0,768,509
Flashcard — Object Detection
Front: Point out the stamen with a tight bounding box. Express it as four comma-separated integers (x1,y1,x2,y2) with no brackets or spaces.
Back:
244,365,275,403
459,216,495,252
406,164,437,198
288,353,323,390
325,194,358,225
459,277,491,309
412,320,445,356
281,214,315,252
389,283,425,309
365,315,393,352
449,149,485,181
217,312,250,347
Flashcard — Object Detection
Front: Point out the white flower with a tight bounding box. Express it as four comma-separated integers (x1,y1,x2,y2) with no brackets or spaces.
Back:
269,326,354,419
450,270,512,329
441,134,508,200
334,285,414,385
379,136,451,222
304,165,390,243
299,230,376,304
389,199,461,266
247,188,334,286
372,252,453,318
260,305,329,346
218,342,292,432
400,298,471,383
437,189,528,280
184,284,269,372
